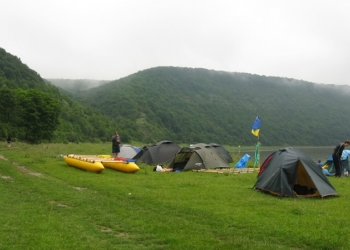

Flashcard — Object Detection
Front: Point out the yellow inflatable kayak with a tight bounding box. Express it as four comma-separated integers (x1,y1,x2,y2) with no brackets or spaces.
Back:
65,154,139,173
101,160,140,173
64,155,104,173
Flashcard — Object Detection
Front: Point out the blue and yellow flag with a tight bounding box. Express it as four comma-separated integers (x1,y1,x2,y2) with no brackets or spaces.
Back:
251,116,261,137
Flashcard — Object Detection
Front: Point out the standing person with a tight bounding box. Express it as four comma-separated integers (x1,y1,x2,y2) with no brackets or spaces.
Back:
7,135,12,148
332,140,350,177
111,132,121,158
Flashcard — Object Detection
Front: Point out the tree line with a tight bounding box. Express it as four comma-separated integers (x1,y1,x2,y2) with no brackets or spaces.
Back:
74,67,350,146
0,48,117,144
2,46,350,146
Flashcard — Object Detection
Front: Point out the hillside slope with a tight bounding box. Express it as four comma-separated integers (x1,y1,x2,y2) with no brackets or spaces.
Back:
74,67,350,146
0,47,115,143
46,79,111,93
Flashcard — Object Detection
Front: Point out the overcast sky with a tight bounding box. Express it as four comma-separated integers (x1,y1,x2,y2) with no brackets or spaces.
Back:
1,0,350,85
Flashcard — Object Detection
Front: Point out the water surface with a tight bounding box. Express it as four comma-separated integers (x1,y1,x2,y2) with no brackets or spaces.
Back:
233,146,334,164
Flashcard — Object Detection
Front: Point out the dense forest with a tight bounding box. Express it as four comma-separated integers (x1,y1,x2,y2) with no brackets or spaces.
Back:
1,47,350,146
73,67,350,146
46,79,110,94
0,48,115,143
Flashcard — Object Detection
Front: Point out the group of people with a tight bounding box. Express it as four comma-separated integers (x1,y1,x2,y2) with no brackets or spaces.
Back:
317,140,350,177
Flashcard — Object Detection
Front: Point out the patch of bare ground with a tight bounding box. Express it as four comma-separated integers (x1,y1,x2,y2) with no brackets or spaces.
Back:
50,200,70,208
115,232,130,238
11,162,42,177
1,175,14,182
99,225,130,238
0,155,8,161
0,155,42,177
193,168,260,174
100,226,113,233
0,155,43,177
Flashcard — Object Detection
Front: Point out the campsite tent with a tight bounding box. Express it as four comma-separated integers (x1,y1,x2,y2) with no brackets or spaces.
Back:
118,144,141,159
132,140,181,165
323,150,350,176
254,147,338,198
209,143,233,163
168,143,231,171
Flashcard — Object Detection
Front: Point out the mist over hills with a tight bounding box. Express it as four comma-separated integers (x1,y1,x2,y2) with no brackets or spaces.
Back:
46,79,111,93
2,46,350,146
0,47,115,143
70,67,350,146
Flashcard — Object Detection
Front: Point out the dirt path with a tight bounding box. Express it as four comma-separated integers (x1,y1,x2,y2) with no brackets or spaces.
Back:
0,154,42,177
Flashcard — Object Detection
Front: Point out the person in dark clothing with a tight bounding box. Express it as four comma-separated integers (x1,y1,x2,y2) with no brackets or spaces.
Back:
7,135,12,148
332,140,350,177
111,132,121,158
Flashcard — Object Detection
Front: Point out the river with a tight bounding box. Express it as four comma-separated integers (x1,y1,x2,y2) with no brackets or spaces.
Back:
233,146,335,164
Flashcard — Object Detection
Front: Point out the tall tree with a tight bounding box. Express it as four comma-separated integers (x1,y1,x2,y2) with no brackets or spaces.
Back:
15,89,61,143
0,84,16,123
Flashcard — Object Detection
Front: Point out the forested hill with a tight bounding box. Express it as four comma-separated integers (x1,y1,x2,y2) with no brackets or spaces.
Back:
74,67,350,146
46,79,111,94
2,45,350,146
0,47,115,143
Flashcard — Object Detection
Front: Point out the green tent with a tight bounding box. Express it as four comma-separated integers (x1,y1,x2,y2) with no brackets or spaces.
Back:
168,143,230,171
254,147,337,198
133,140,181,166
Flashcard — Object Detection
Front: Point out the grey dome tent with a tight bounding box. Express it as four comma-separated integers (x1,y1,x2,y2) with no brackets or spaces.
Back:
254,147,338,198
118,144,141,159
133,140,181,165
209,143,233,163
168,143,231,171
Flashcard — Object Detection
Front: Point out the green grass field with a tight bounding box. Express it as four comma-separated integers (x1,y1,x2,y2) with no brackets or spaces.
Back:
0,142,349,250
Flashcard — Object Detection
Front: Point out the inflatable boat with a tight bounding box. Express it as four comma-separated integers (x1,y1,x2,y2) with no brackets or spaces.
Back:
101,160,140,173
64,155,139,173
64,155,104,173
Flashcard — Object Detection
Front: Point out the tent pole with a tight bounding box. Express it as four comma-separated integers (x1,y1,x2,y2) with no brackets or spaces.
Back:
258,135,260,168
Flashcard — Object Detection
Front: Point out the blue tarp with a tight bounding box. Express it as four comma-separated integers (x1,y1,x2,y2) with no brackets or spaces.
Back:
326,149,350,161
234,154,250,168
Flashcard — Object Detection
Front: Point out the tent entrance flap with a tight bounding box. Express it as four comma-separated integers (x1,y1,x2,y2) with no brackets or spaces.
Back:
254,147,337,198
293,161,319,197
173,152,192,170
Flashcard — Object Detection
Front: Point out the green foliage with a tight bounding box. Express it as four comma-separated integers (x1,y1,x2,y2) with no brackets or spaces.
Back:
76,67,350,146
0,85,17,124
14,89,61,143
0,47,116,144
1,143,350,250
3,45,350,146
46,78,111,94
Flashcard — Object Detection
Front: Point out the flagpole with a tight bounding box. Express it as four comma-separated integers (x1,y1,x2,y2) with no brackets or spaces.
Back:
257,136,260,169
251,116,261,169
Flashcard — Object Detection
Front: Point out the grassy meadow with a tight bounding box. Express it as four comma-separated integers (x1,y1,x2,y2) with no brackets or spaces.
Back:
1,142,350,250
